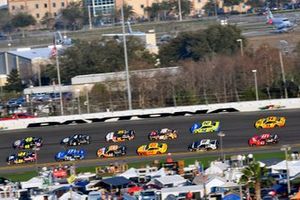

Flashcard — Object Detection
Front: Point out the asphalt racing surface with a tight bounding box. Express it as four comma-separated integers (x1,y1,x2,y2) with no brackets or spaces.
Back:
0,109,299,172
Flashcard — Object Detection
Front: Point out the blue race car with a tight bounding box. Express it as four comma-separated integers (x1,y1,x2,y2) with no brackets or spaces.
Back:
55,149,86,161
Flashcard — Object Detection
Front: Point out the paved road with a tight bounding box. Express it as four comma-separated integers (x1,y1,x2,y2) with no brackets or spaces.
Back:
0,109,299,173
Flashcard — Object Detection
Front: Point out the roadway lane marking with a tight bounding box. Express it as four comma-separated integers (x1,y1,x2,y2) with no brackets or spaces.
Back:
1,143,300,171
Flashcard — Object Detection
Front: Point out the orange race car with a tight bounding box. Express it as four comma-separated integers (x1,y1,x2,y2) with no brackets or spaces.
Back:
137,143,168,156
255,116,286,129
97,145,126,158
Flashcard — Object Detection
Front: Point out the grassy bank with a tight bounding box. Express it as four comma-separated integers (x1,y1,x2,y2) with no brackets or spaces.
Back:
1,151,285,182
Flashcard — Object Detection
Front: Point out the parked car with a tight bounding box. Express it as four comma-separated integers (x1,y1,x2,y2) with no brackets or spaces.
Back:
0,113,35,121
6,97,26,107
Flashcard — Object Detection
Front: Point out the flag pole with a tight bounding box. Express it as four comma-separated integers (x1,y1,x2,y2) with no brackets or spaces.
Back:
54,34,64,115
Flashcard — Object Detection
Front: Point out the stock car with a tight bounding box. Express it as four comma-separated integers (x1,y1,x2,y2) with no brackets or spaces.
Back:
188,139,219,151
255,116,286,129
148,128,178,141
7,151,37,165
96,145,126,158
55,149,86,161
190,121,220,134
248,133,279,146
13,137,43,149
137,142,168,156
105,130,135,142
60,134,91,146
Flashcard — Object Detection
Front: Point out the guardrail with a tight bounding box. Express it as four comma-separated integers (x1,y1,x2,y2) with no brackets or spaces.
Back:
1,98,299,130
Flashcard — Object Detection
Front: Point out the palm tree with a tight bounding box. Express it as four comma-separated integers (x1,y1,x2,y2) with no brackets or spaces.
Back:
239,161,268,200
116,4,136,21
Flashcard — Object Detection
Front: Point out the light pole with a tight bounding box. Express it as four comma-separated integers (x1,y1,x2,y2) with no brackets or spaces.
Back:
88,5,93,30
54,34,64,115
214,0,218,17
121,0,132,110
279,51,288,99
218,132,225,161
280,145,291,195
76,89,81,114
178,0,182,21
84,84,90,114
252,69,259,101
237,39,244,57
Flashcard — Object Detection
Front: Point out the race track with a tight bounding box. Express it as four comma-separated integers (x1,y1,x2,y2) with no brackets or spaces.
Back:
0,109,299,173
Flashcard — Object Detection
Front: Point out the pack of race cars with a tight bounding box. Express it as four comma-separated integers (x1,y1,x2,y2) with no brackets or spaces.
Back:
6,116,286,165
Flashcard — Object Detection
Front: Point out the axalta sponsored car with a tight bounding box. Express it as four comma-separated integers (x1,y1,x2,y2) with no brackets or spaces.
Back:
137,142,168,156
7,151,37,165
13,137,43,149
255,116,286,129
97,145,126,158
248,133,279,146
190,121,220,134
148,128,178,141
188,139,219,151
106,130,135,142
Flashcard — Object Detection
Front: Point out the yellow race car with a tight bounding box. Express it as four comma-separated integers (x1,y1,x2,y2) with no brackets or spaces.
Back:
137,143,168,156
255,116,286,129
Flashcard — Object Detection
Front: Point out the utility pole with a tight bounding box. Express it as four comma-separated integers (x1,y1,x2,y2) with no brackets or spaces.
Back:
178,0,183,21
279,51,288,99
88,5,92,30
54,34,64,115
121,0,132,110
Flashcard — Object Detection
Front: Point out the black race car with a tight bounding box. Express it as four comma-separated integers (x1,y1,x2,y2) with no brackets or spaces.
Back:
13,137,43,149
60,134,91,146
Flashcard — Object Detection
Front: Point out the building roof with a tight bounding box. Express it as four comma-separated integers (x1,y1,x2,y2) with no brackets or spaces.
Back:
8,45,62,60
71,67,180,85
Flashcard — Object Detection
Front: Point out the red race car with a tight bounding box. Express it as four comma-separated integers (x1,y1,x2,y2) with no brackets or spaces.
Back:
248,133,279,146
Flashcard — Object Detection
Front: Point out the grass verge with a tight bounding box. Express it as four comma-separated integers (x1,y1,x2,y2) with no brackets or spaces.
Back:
0,151,286,182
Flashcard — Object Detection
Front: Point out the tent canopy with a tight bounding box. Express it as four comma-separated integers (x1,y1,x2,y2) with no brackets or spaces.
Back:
291,191,300,200
101,176,131,187
223,193,240,200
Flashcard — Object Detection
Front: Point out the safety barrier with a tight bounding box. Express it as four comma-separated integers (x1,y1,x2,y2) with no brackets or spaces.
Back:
0,98,299,130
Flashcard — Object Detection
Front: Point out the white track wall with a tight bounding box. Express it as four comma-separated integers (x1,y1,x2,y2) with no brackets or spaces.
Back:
1,98,299,130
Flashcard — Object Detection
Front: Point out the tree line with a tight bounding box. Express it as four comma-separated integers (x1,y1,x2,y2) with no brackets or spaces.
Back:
5,24,300,111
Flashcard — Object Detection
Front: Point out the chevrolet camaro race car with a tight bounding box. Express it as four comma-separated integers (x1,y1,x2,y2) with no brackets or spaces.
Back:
137,142,168,156
188,139,219,151
148,128,178,141
7,151,37,165
55,149,86,161
13,137,43,149
105,130,135,142
190,121,220,134
60,134,91,146
248,133,279,146
97,145,126,158
255,116,286,129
